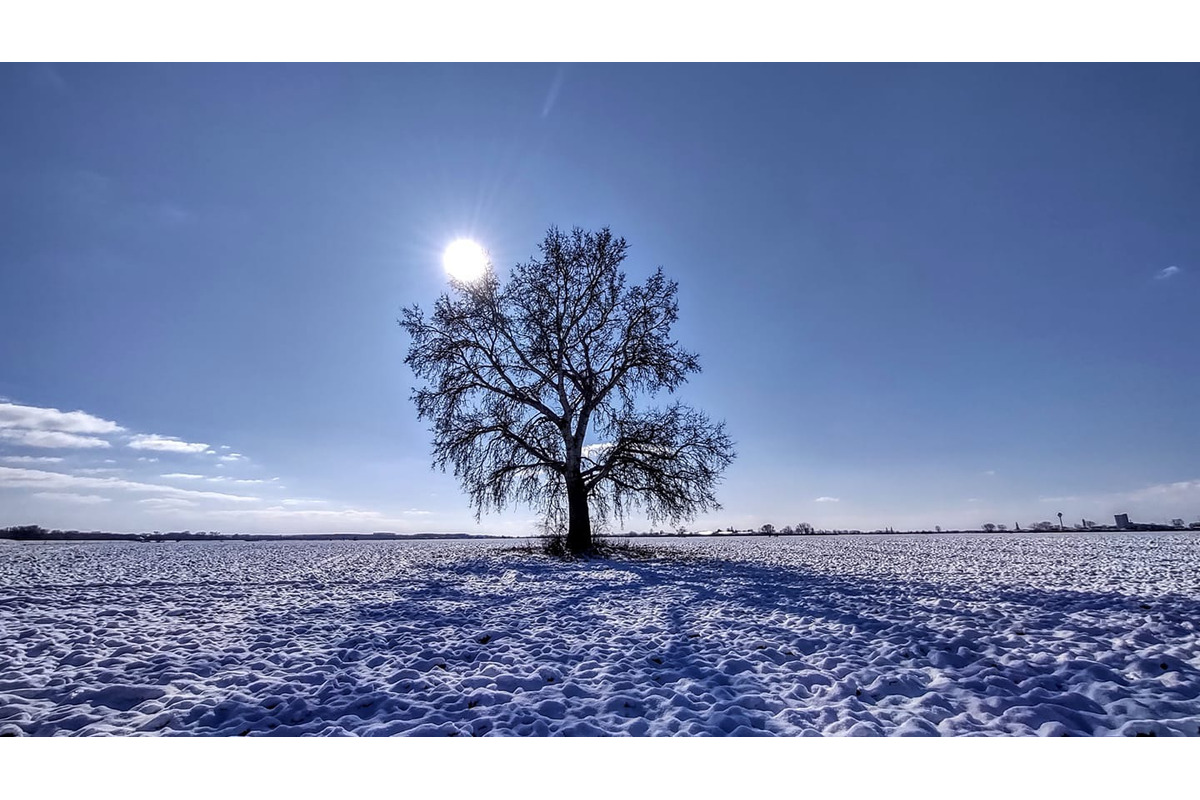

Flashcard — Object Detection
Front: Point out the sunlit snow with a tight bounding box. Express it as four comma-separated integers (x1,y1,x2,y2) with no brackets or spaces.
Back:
1,532,1198,736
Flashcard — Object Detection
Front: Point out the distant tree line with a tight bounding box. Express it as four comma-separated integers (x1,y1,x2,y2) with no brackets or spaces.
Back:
0,526,502,543
0,525,228,542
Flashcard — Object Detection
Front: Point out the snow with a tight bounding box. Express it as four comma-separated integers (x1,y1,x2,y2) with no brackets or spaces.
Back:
1,532,1198,736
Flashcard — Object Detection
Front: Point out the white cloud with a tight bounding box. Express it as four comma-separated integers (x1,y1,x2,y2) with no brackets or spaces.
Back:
32,492,111,504
138,497,198,510
128,434,210,454
581,443,613,461
1154,265,1182,280
1038,478,1200,520
983,470,996,476
206,507,393,525
0,429,111,449
0,402,124,434
1128,478,1200,501
0,402,352,526
814,496,840,503
0,466,259,504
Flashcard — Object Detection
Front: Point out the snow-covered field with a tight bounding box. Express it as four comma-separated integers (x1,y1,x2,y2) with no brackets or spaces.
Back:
1,532,1198,736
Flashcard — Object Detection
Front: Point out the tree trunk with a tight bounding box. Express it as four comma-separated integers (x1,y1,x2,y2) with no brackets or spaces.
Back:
565,475,592,554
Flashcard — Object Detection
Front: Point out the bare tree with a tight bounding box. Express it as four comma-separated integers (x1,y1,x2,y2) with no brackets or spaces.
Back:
982,523,997,532
401,226,735,554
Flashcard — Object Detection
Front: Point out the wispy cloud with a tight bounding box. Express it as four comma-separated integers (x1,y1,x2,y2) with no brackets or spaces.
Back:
1,399,337,527
0,402,121,448
29,64,68,93
815,496,840,503
54,169,112,209
153,202,195,228
1044,480,1200,506
207,507,396,525
1154,265,1182,280
138,497,198,510
49,168,197,232
129,434,210,454
33,492,110,504
1127,478,1200,501
542,65,568,119
0,402,124,435
1039,478,1200,519
0,466,258,504
0,429,111,449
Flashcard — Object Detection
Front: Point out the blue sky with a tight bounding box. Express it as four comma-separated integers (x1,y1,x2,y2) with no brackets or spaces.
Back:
1,63,1197,534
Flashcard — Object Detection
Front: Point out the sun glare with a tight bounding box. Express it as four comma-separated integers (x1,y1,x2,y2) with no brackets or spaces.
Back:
443,239,488,282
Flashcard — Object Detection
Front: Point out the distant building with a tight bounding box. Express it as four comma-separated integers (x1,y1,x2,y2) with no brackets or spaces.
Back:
1114,513,1167,532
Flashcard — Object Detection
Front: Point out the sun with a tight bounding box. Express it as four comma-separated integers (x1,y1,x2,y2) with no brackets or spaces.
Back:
443,239,488,282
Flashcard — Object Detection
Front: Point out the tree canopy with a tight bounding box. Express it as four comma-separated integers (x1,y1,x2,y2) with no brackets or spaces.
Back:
401,226,735,553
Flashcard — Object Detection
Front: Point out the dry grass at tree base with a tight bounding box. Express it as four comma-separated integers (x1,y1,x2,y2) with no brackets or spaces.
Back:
506,535,666,561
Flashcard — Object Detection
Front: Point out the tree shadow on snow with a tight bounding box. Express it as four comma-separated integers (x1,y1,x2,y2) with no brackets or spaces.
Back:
121,546,1200,737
